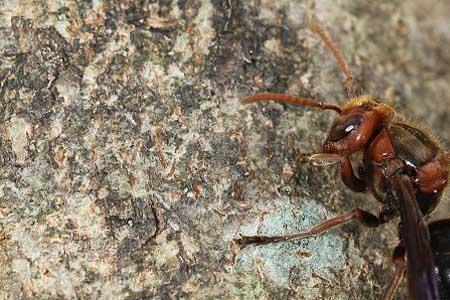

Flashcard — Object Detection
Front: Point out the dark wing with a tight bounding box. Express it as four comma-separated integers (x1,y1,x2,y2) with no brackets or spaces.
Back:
391,174,439,300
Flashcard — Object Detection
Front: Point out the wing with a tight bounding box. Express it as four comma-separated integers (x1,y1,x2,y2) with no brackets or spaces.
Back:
391,174,439,300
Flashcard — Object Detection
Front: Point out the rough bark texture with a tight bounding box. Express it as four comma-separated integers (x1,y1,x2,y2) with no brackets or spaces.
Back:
1,1,449,299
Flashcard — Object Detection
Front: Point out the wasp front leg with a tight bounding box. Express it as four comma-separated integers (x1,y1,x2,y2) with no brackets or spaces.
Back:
236,208,381,249
306,153,367,192
235,155,372,247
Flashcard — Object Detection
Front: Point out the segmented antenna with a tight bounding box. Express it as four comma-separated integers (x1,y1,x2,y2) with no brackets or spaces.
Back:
308,14,360,98
242,92,342,114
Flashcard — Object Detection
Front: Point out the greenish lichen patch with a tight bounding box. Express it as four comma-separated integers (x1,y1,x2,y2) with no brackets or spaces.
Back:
236,201,345,286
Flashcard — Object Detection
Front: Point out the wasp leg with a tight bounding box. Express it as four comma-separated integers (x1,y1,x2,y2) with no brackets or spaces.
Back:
341,156,367,192
305,154,367,192
236,208,380,249
382,244,406,300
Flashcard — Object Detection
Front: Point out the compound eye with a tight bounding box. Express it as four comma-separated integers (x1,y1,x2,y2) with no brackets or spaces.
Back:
329,115,363,142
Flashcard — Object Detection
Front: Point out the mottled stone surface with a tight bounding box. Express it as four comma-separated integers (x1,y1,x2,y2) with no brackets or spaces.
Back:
0,0,449,299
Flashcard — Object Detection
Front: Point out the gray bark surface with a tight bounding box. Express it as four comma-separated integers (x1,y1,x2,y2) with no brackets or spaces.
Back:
1,1,449,299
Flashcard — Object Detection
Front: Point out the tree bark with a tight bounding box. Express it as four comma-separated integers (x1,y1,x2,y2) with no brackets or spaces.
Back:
1,1,449,299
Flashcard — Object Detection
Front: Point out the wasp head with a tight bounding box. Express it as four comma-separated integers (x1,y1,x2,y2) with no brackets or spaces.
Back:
323,96,394,155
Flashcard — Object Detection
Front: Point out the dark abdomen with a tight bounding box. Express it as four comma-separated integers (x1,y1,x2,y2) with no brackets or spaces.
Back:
429,220,450,299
